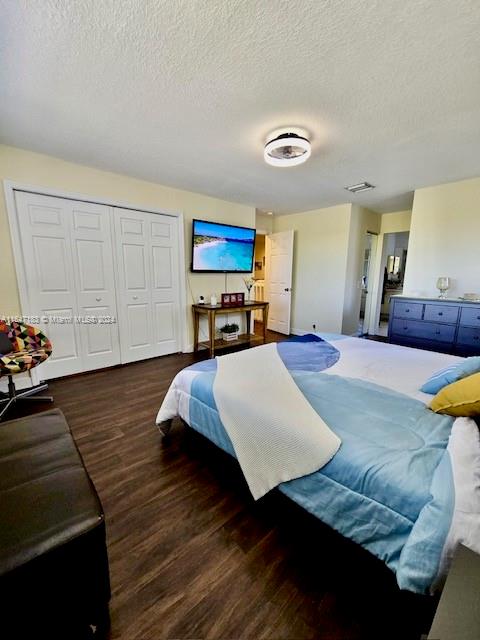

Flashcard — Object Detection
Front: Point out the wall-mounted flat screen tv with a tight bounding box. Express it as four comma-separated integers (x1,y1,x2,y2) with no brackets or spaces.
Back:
191,219,256,273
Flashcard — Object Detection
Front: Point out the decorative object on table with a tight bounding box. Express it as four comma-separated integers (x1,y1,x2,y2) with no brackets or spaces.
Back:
243,276,255,301
221,292,244,307
210,294,218,306
461,293,480,301
197,295,205,304
220,323,240,342
436,276,451,299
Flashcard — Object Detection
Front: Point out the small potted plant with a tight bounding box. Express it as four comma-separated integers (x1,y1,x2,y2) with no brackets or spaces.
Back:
220,322,239,342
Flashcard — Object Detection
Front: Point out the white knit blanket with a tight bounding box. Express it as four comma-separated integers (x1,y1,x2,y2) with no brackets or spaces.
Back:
213,343,341,500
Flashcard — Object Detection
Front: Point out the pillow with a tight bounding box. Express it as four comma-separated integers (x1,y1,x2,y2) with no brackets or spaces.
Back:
430,373,480,417
421,356,480,394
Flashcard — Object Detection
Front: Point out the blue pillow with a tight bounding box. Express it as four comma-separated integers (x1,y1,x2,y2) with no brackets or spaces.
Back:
421,357,480,394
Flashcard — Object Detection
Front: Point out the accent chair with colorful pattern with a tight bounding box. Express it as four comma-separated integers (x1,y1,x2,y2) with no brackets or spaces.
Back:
0,320,53,420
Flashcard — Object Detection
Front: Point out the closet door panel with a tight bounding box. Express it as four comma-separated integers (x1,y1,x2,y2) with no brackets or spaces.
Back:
150,216,180,355
114,209,154,363
70,201,120,372
114,208,181,362
13,192,84,378
13,193,120,378
154,302,175,343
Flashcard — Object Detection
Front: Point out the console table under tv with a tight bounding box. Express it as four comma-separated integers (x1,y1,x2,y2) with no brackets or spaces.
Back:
192,301,269,358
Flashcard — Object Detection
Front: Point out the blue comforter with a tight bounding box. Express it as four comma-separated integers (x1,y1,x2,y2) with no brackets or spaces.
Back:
179,336,455,593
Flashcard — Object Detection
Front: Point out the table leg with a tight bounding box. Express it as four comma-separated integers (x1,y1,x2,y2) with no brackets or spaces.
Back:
193,309,200,352
208,310,216,358
245,310,252,336
262,305,269,343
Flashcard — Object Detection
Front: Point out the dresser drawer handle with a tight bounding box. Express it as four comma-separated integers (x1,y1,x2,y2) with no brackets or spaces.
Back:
477,316,480,320
405,309,410,313
475,336,479,341
435,330,441,335
403,326,408,331
438,312,443,316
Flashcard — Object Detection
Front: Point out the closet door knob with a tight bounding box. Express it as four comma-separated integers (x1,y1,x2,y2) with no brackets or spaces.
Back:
133,295,138,300
95,297,102,302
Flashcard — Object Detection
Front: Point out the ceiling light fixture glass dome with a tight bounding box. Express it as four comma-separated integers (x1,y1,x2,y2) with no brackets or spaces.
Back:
264,131,311,167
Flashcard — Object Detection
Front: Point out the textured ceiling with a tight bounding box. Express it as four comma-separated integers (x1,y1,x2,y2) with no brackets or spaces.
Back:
1,0,480,214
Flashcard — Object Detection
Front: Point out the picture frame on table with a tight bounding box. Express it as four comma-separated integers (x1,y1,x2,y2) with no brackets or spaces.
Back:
221,292,244,307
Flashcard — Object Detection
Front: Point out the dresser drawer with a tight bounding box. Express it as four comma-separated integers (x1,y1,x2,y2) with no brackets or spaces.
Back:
457,326,480,348
391,319,456,343
460,307,480,328
392,301,423,320
424,304,459,324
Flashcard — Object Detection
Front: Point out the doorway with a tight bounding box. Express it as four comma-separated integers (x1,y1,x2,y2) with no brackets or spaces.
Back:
358,232,378,336
253,233,267,328
375,231,410,336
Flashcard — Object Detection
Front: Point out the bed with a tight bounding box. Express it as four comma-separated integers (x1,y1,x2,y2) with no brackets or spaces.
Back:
156,334,480,594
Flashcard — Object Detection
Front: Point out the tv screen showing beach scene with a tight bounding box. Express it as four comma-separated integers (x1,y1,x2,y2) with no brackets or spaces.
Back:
191,219,256,272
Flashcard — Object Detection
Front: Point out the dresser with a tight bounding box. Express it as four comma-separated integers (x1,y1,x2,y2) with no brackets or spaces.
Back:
388,296,480,356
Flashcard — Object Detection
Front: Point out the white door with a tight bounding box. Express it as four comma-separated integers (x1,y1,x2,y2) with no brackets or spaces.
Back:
13,192,121,379
14,192,83,379
265,230,294,334
114,208,181,363
70,200,121,371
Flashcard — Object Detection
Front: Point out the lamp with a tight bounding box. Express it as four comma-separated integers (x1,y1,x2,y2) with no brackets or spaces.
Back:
436,277,450,299
264,132,311,167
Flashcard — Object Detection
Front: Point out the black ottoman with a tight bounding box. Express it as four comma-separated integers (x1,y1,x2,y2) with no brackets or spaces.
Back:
0,409,110,638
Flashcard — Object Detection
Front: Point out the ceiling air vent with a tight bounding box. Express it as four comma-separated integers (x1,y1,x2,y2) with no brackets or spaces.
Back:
345,182,375,193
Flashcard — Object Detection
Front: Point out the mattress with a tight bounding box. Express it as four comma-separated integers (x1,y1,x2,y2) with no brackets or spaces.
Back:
156,334,480,593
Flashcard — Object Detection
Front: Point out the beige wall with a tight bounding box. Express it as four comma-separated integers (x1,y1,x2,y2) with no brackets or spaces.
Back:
255,210,274,234
273,204,352,334
403,177,480,298
341,205,381,335
0,145,255,346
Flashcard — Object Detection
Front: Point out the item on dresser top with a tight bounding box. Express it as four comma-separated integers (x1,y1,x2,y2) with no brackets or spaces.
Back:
430,373,480,417
421,357,480,394
461,293,480,301
210,295,218,306
197,295,205,304
437,277,451,299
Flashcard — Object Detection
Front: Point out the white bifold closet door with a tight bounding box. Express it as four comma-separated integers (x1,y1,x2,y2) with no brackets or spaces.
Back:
14,191,121,379
113,208,180,363
12,192,182,379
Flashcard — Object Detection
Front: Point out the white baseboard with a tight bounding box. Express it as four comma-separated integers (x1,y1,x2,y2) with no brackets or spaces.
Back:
183,343,194,353
290,327,309,336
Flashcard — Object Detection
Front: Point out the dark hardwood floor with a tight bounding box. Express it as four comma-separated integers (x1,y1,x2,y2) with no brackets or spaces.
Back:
8,326,434,639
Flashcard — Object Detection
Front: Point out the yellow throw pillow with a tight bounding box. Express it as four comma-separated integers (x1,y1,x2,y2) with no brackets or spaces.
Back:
430,372,480,417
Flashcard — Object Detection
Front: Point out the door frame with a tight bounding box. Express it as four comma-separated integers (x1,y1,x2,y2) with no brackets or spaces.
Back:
3,181,188,379
360,231,379,335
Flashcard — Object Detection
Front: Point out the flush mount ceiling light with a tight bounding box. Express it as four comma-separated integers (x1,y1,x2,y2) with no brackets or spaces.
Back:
264,130,311,167
345,182,376,193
